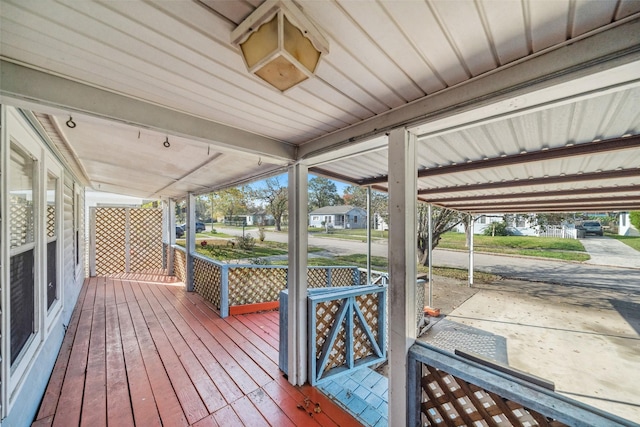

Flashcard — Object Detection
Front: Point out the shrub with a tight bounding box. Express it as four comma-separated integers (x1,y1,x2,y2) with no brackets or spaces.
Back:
235,233,255,250
483,221,509,236
630,211,640,230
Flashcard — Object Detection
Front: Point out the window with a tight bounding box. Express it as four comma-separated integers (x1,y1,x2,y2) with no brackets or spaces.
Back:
46,173,58,309
73,184,81,270
354,216,358,223
9,145,36,365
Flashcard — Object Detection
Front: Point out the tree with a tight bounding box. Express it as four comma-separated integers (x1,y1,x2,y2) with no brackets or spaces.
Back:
211,187,249,220
342,185,368,208
308,176,341,211
254,177,288,231
416,204,465,266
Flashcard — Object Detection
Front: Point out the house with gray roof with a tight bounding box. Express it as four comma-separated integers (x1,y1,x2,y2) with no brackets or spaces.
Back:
309,206,367,230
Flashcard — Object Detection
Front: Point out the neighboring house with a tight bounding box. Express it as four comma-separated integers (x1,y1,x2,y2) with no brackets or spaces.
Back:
1,107,87,426
251,210,275,226
224,211,275,226
455,214,537,235
309,206,367,229
619,212,640,236
374,212,389,231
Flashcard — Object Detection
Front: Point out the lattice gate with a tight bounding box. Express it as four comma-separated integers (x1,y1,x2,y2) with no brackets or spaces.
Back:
90,207,163,276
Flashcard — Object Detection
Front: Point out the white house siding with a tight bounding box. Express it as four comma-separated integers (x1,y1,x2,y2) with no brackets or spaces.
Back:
619,212,639,236
309,207,367,229
0,107,86,427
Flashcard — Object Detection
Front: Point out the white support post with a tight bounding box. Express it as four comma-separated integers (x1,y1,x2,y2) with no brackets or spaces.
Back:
387,128,417,427
186,193,195,291
287,163,308,386
89,207,97,277
168,199,176,275
366,186,372,284
469,214,475,287
428,203,433,308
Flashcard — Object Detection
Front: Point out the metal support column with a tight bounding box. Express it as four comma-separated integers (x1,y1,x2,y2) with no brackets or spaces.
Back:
428,203,433,308
287,163,309,386
167,199,176,275
367,186,372,284
388,128,417,427
185,193,195,291
469,214,474,287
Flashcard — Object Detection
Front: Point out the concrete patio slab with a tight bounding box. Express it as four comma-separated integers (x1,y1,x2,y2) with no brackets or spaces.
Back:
434,282,640,423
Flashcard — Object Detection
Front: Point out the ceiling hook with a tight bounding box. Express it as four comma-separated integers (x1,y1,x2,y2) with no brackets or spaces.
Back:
163,137,170,148
66,116,76,128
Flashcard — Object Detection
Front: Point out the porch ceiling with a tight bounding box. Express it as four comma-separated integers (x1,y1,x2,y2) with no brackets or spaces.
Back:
1,0,639,211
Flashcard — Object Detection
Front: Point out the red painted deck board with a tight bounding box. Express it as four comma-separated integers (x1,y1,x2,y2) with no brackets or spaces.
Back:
33,274,362,427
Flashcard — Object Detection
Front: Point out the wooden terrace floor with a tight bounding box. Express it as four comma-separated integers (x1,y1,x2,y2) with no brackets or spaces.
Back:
33,273,362,426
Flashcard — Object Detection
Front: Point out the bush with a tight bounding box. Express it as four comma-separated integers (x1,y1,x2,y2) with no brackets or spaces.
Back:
483,222,509,236
630,211,640,230
234,233,255,250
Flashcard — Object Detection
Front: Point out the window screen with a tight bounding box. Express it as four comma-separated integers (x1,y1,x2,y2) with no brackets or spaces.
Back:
10,146,36,365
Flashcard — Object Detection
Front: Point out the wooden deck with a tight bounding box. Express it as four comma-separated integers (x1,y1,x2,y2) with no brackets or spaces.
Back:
33,273,362,427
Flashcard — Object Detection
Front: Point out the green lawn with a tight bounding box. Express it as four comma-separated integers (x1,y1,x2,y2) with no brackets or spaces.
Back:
305,230,590,262
608,235,640,252
309,228,388,239
436,232,589,261
176,240,287,261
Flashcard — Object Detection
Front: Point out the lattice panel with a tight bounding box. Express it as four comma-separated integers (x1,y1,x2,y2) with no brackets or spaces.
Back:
173,248,186,283
194,257,222,308
95,208,126,275
308,268,328,288
331,268,358,287
315,299,347,372
228,267,287,306
419,365,568,427
129,208,163,272
46,204,56,237
353,293,379,361
10,195,34,248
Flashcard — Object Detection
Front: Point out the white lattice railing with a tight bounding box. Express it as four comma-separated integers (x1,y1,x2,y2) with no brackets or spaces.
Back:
409,342,639,427
171,245,364,317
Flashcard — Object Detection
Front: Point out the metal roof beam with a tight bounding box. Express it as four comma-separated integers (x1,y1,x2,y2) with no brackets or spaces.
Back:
450,195,640,211
425,185,640,203
464,203,640,214
359,135,640,185
418,169,640,195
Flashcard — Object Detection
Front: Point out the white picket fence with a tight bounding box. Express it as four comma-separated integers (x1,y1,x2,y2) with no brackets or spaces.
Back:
538,226,577,239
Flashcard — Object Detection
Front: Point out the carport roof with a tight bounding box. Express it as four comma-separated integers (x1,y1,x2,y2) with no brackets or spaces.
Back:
1,0,639,213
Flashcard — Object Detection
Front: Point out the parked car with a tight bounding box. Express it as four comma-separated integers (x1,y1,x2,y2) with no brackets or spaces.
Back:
176,225,184,238
180,222,206,233
577,221,603,236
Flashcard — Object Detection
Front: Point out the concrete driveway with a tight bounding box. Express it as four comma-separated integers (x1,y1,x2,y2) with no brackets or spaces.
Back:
580,235,640,268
